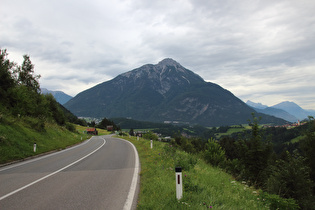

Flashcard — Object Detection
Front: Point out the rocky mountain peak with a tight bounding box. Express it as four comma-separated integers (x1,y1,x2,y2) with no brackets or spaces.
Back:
65,59,287,126
157,58,181,67
120,58,203,84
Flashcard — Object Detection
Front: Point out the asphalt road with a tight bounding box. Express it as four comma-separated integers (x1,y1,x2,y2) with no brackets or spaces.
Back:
0,135,140,210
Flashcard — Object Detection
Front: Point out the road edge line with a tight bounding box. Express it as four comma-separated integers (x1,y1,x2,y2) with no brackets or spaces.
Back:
121,139,140,210
0,138,106,201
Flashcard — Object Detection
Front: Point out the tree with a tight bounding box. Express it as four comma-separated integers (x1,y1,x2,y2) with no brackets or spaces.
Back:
45,94,66,125
97,118,119,130
143,131,158,141
219,136,238,160
129,128,134,136
0,49,16,107
267,151,314,209
300,117,315,189
17,55,40,93
203,138,226,167
237,113,273,186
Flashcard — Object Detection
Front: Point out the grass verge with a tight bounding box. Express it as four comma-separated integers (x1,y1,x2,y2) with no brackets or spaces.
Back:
0,118,91,164
116,135,275,209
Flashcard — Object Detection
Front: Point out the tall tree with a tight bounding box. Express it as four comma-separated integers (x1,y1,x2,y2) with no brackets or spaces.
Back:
237,113,273,186
17,55,40,93
0,49,16,107
300,117,315,189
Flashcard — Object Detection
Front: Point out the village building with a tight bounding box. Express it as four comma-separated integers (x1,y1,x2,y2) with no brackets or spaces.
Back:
86,128,98,135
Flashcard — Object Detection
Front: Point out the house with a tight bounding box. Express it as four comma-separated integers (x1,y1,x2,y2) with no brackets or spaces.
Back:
86,128,98,135
106,125,114,131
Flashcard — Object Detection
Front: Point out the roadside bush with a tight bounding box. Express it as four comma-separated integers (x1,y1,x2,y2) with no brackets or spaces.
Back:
223,158,244,179
118,131,127,136
143,131,158,141
203,138,226,167
174,151,197,171
23,116,45,132
65,122,76,133
259,192,299,210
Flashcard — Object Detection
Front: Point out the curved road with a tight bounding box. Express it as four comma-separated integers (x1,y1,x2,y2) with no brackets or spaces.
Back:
0,135,140,210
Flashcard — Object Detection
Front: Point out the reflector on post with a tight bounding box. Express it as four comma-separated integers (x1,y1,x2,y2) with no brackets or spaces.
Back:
33,142,37,152
175,167,182,200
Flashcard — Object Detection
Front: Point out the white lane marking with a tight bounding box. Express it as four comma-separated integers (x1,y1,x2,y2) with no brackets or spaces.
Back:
122,139,140,210
0,138,92,172
0,138,106,201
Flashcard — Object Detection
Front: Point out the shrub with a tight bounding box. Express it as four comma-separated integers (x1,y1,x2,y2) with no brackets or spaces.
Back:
223,158,244,179
174,151,197,171
65,123,76,132
266,151,314,209
259,192,299,210
24,116,45,132
203,138,226,167
143,131,158,141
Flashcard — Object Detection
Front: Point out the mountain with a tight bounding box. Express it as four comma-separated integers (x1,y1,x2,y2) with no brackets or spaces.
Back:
246,100,315,122
246,100,298,122
41,88,73,105
246,100,268,109
64,58,286,127
272,101,313,121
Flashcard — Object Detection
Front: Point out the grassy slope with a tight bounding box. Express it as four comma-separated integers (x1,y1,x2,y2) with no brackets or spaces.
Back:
117,135,272,209
0,118,94,164
214,125,252,139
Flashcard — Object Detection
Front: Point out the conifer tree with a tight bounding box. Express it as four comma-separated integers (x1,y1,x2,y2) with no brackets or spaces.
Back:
237,113,272,186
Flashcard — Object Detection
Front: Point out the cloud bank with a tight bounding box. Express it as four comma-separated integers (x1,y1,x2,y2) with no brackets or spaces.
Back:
1,0,314,109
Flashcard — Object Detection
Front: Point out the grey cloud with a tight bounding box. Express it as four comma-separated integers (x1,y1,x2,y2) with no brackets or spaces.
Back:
1,0,315,109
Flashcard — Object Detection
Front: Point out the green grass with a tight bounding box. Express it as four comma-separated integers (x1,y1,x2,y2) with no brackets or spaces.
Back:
75,124,111,136
215,127,246,138
287,135,305,144
0,114,112,164
116,135,274,209
0,117,91,164
215,125,268,139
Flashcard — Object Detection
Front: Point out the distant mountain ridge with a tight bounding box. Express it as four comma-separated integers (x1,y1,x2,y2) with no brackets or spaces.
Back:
271,101,314,120
41,88,73,105
64,58,286,126
246,100,314,122
246,100,268,109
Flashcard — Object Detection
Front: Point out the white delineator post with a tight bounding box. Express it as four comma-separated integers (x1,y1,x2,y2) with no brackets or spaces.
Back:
150,140,153,149
33,142,37,152
175,167,183,200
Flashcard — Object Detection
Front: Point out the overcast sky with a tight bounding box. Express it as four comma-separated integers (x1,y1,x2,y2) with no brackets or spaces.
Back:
1,0,315,109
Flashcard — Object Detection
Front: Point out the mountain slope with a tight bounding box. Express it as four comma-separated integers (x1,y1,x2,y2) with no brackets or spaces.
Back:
253,107,298,123
246,100,298,122
271,101,313,120
64,58,286,126
246,100,268,109
41,88,73,104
